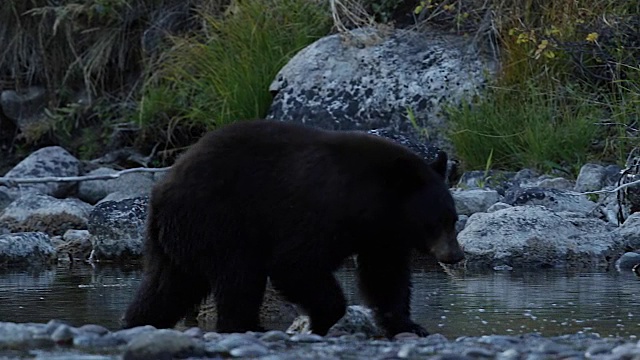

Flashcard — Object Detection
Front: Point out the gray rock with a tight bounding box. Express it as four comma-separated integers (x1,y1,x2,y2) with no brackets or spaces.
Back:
486,202,512,213
62,229,91,242
1,146,81,198
0,86,47,131
73,333,124,348
611,343,640,357
56,229,93,262
0,322,54,350
455,214,468,233
77,324,110,336
0,232,56,268
536,177,574,190
0,189,12,213
112,325,157,343
124,329,205,360
260,330,291,342
77,167,155,204
327,305,383,338
230,343,270,357
503,187,600,215
212,333,267,356
584,343,615,357
458,206,622,269
574,163,607,192
614,252,640,271
616,212,640,249
88,197,148,261
267,27,495,152
50,324,75,344
367,129,441,161
451,189,501,216
289,333,325,343
0,193,93,235
457,170,521,196
96,191,148,205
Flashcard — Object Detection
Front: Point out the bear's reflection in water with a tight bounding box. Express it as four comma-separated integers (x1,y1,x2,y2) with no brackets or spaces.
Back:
0,264,639,338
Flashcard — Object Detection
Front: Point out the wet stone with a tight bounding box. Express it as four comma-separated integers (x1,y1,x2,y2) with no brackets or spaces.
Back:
183,326,204,338
462,346,496,358
611,343,640,357
112,325,156,343
45,319,71,335
217,332,265,350
289,333,325,343
73,333,124,348
260,330,291,342
431,354,474,360
394,332,421,341
50,324,75,345
397,343,417,358
35,354,115,360
585,343,615,357
230,343,271,357
123,329,205,360
77,324,110,336
536,341,573,354
496,348,520,360
203,331,223,341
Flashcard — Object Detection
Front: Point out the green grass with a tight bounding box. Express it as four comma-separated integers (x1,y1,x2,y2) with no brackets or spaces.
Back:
436,0,639,174
447,83,603,174
136,0,332,139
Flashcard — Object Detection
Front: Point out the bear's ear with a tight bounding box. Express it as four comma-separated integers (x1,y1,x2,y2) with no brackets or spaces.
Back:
430,151,448,180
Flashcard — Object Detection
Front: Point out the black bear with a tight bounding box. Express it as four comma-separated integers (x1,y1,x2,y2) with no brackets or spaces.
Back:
123,120,464,338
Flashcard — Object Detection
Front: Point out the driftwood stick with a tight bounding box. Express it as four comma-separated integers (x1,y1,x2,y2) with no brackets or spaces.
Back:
0,167,171,187
567,178,640,196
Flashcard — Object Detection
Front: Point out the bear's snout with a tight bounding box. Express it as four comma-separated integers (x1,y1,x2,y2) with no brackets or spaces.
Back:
430,233,465,264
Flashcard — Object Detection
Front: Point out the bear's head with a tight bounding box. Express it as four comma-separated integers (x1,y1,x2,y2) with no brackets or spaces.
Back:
392,151,465,264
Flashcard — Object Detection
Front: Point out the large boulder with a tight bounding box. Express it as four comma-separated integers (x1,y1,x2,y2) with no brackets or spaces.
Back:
267,27,495,151
0,232,56,268
458,206,623,270
615,212,640,249
0,193,93,236
0,146,81,199
88,196,148,261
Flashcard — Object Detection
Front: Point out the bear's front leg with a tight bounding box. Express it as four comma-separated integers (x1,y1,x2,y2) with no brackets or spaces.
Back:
355,251,429,338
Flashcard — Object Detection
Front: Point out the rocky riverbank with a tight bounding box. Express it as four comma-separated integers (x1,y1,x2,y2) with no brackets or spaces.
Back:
2,320,640,360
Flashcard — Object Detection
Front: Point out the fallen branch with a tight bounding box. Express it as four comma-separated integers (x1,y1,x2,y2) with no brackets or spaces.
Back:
0,167,171,188
567,178,640,196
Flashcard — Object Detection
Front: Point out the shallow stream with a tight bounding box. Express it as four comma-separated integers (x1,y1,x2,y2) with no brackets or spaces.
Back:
0,264,638,339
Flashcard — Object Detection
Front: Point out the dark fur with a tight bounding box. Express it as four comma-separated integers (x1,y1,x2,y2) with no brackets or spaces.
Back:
123,120,464,337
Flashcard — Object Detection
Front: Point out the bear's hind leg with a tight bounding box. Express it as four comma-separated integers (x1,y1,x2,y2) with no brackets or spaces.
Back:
270,270,346,336
213,269,268,333
123,255,210,329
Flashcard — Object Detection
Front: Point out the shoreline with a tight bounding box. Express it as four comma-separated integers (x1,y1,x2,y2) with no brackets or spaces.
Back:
1,320,639,360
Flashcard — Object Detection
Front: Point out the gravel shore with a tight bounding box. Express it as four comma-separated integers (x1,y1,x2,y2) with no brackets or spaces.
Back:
1,320,639,359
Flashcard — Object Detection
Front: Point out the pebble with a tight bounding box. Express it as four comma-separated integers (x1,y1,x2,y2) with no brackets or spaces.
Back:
123,329,205,360
50,324,75,345
260,330,291,342
0,321,639,359
230,344,271,357
289,333,324,343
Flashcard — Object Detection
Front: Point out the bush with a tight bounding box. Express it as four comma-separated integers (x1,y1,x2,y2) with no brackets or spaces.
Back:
423,0,639,172
136,0,332,146
447,83,602,174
